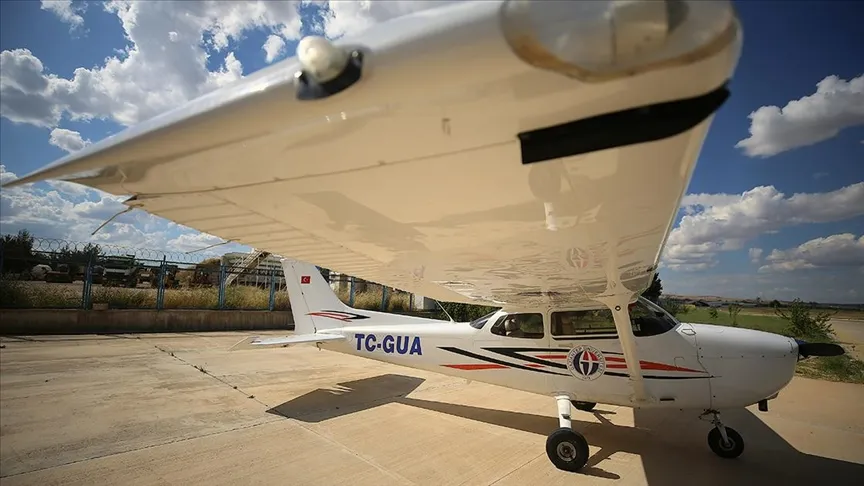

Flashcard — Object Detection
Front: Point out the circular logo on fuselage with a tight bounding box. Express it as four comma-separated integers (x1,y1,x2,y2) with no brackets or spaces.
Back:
566,345,606,381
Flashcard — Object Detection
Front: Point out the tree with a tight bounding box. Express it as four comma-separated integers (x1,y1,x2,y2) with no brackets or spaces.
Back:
0,230,36,273
641,273,663,303
708,307,719,320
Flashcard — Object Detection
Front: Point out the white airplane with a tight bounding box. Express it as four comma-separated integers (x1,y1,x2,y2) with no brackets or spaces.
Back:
3,0,845,473
236,257,843,472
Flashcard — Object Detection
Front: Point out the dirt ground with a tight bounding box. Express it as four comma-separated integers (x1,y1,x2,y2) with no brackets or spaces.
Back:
1,332,862,486
832,319,864,361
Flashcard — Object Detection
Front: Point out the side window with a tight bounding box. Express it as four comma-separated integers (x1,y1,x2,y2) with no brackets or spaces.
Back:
551,310,617,337
491,313,544,339
550,300,677,338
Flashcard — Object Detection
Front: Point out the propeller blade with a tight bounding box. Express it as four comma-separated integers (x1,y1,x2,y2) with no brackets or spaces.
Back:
796,340,845,358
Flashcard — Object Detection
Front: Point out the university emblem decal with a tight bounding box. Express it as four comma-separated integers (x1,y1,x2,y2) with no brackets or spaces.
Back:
566,345,606,381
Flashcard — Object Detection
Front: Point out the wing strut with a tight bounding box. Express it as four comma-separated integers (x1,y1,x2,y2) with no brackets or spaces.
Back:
592,236,653,405
596,293,651,405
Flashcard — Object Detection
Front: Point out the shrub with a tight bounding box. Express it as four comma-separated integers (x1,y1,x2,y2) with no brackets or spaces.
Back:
774,298,835,340
728,304,741,327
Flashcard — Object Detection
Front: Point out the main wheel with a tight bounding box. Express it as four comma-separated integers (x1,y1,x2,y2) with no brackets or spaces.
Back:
546,428,590,472
571,401,596,412
707,427,744,459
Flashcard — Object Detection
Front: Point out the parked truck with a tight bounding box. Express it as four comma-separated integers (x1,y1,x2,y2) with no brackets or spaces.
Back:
101,255,141,288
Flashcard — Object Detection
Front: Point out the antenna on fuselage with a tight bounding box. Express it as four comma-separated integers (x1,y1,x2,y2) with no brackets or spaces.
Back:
435,300,455,323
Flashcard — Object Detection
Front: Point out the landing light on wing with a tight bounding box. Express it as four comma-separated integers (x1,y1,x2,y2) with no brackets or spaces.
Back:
296,36,350,84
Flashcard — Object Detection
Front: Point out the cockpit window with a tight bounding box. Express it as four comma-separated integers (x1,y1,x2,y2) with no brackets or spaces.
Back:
551,297,677,338
491,313,544,339
551,309,617,336
469,311,497,329
634,297,680,335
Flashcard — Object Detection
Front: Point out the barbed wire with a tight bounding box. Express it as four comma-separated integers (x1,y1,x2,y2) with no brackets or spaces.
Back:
3,235,229,264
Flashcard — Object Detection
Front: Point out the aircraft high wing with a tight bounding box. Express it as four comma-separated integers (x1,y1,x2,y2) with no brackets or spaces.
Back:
3,0,742,309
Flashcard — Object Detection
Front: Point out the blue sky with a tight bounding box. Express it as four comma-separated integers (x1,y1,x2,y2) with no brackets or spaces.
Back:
1,1,862,303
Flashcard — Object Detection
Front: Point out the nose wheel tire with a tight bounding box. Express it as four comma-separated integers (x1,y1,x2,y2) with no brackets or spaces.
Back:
708,426,744,459
546,428,589,472
571,401,596,412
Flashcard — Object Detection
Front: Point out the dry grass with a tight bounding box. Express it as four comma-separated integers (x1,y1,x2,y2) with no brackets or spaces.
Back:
740,306,864,321
0,279,413,313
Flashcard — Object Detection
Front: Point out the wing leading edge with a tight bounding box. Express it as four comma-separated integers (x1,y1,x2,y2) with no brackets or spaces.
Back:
4,1,743,308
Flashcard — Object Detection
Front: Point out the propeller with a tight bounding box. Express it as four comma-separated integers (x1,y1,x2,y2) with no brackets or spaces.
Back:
795,339,846,358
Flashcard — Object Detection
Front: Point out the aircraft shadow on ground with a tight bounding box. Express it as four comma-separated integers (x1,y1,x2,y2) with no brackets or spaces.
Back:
268,374,863,485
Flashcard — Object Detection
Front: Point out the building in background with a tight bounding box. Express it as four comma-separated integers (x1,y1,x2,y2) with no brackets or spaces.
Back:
220,252,285,287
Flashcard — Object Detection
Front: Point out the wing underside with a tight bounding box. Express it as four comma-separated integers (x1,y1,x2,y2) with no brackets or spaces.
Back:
5,1,742,308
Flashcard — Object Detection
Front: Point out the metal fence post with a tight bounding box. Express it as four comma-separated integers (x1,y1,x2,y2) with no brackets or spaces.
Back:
268,269,277,311
0,240,4,276
156,256,166,310
349,276,355,307
82,257,93,310
380,285,388,311
218,263,226,309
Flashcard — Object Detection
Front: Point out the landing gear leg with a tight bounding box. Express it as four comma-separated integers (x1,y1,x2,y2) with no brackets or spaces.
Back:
700,410,744,459
546,396,589,472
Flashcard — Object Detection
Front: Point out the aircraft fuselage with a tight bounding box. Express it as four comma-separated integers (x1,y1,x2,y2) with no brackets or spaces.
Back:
314,301,799,410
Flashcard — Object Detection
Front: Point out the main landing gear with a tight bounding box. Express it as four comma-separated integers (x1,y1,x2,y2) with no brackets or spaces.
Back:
546,396,590,472
701,410,745,459
545,401,746,473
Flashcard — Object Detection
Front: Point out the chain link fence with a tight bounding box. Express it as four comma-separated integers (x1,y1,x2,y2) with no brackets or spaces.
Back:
0,232,434,314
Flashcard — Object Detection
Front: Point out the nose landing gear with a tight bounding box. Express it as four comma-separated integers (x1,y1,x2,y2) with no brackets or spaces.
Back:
701,410,745,459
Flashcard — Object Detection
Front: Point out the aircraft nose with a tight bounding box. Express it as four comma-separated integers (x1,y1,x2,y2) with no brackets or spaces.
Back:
689,324,798,408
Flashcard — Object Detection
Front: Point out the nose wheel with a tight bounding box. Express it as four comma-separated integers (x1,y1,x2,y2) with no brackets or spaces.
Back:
701,410,745,459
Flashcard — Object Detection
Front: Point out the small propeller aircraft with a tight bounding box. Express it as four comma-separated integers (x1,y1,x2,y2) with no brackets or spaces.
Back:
234,257,844,472
3,0,845,473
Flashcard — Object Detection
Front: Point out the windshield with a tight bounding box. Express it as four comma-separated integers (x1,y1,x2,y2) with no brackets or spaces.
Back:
630,297,680,335
469,311,498,329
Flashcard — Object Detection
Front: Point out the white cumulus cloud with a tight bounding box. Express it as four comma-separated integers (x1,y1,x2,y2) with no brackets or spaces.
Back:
48,128,90,153
40,0,86,29
1,164,247,255
262,35,286,63
736,74,864,157
759,234,864,273
0,1,309,129
663,182,864,270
